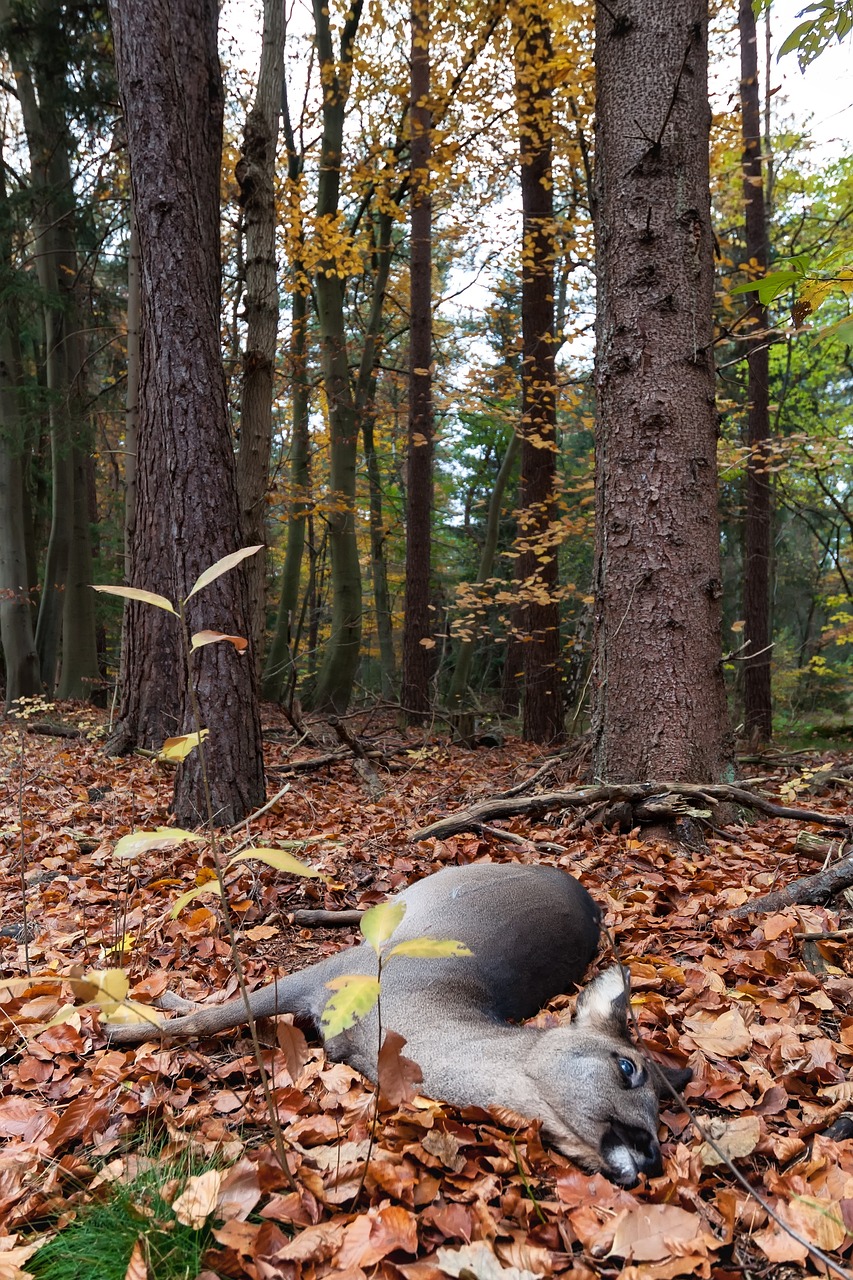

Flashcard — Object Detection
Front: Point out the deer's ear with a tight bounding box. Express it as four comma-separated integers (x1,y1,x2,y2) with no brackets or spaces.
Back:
573,965,629,1036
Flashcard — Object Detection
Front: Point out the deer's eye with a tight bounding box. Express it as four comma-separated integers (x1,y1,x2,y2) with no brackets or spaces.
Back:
616,1056,646,1088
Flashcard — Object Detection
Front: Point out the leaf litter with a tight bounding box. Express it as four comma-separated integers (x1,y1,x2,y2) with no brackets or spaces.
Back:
2,711,853,1277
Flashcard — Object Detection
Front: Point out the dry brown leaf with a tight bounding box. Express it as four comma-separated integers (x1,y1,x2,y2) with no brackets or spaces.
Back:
215,1157,261,1221
276,1020,311,1083
336,1204,418,1269
378,1029,423,1107
123,1237,147,1280
609,1204,711,1263
697,1113,761,1166
171,1169,224,1228
436,1240,541,1280
683,1008,752,1057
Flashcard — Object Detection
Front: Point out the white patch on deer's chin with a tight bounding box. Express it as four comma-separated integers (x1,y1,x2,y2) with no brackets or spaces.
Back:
605,1143,639,1186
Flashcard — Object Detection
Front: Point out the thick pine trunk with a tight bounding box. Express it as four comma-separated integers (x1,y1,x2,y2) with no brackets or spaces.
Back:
109,0,265,825
515,1,563,744
235,0,285,673
592,0,731,781
739,0,772,744
401,0,435,722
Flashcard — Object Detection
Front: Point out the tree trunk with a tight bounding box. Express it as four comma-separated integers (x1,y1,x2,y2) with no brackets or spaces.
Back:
305,0,365,714
592,0,731,782
6,6,97,696
355,211,397,701
0,169,41,708
56,444,100,699
263,287,311,704
401,0,435,722
448,432,520,708
515,0,563,745
739,0,772,744
235,0,285,673
108,0,265,826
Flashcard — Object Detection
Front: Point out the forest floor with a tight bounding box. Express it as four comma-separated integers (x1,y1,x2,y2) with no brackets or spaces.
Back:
1,708,853,1279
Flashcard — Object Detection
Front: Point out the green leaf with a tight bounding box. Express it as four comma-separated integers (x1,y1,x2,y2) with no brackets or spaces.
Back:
778,19,818,58
227,847,328,879
93,584,177,614
321,974,381,1037
360,900,406,953
386,936,473,960
185,546,264,601
170,880,223,918
113,827,205,860
816,314,853,345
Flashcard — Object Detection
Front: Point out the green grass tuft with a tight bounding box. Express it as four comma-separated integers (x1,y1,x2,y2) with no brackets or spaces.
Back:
30,1160,216,1280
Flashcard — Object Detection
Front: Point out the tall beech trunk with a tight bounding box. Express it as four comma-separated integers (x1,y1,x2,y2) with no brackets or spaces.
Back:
357,212,397,700
739,0,772,743
306,0,365,713
5,3,98,695
0,165,40,706
108,0,265,826
235,0,285,672
448,432,520,708
515,1,563,744
263,287,311,704
592,0,731,781
401,0,435,721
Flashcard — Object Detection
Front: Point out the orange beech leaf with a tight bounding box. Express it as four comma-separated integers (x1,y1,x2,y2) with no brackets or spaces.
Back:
123,1237,148,1280
378,1029,423,1107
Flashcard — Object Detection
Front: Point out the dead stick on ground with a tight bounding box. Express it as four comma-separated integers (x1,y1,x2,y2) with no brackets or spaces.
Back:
412,782,853,842
727,856,853,917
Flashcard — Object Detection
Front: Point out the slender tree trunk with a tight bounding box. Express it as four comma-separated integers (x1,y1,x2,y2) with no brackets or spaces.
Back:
357,212,397,700
6,11,97,695
592,0,731,781
739,0,772,744
109,0,265,825
448,432,520,708
235,0,285,673
305,0,365,713
0,161,41,705
263,287,311,703
514,0,562,744
401,0,434,721
56,444,100,699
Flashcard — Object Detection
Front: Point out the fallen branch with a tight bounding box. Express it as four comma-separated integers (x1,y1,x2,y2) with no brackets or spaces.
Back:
289,908,363,927
412,781,853,842
727,855,853,916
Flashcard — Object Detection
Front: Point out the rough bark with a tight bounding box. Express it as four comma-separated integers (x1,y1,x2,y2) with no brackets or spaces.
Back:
592,0,731,781
739,0,773,744
108,0,265,825
306,0,365,714
515,1,563,744
401,0,435,722
235,0,285,673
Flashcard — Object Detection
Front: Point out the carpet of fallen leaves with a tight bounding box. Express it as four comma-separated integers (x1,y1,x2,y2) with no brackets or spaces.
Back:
2,709,853,1280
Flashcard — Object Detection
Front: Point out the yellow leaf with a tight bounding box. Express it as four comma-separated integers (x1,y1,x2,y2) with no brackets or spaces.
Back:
185,546,264,601
171,880,223,918
360,900,406,952
227,848,327,879
158,731,209,763
190,630,249,653
321,974,381,1037
387,937,472,959
93,584,176,614
113,827,204,860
